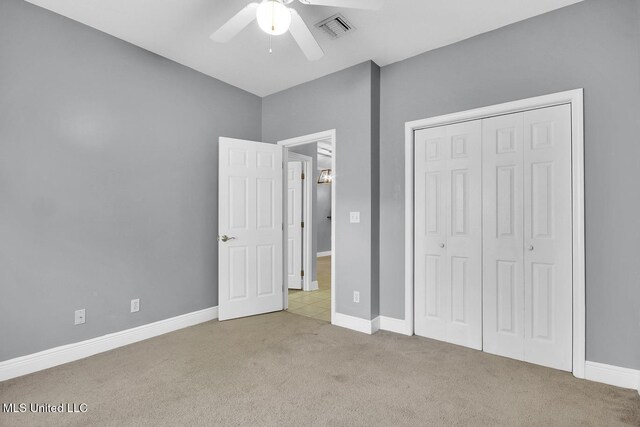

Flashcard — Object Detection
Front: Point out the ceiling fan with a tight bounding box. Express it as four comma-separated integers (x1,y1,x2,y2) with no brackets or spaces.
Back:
210,0,383,61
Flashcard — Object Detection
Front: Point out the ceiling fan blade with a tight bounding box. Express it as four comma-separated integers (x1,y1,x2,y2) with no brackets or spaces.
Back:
210,3,259,43
289,9,324,61
298,0,383,10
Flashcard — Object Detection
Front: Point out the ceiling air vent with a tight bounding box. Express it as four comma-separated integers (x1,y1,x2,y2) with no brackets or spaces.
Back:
315,14,356,39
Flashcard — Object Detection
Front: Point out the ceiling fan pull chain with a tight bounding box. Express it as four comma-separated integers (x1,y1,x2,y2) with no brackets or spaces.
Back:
269,35,273,54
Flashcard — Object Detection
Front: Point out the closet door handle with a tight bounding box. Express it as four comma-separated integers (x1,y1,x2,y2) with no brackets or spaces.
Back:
527,245,534,251
439,243,445,249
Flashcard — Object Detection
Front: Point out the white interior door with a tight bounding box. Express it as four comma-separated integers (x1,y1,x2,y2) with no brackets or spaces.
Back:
287,161,303,289
483,105,572,371
483,112,526,360
414,120,483,350
415,125,448,342
523,105,572,371
218,137,284,321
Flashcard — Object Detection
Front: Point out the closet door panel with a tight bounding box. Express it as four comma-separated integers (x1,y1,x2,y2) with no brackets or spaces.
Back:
415,126,449,341
415,121,482,350
523,105,573,371
482,112,525,359
445,121,483,350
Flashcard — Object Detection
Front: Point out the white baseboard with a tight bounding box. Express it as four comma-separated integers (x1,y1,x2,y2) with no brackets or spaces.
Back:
379,316,413,336
310,280,319,291
317,251,332,257
332,312,379,335
585,361,640,393
371,316,380,333
0,306,218,382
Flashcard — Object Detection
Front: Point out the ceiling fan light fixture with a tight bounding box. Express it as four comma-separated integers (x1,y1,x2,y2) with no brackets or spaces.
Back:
256,0,291,36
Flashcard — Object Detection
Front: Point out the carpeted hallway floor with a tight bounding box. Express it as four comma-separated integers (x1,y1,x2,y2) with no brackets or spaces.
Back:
1,312,638,426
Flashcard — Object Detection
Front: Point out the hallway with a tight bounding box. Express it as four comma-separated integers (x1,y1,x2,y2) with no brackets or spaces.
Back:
287,256,331,322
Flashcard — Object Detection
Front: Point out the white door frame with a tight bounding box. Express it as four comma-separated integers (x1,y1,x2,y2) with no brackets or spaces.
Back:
287,152,315,292
278,129,336,323
404,89,585,379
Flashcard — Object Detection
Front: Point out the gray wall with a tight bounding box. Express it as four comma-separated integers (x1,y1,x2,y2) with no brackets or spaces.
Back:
263,61,379,320
288,144,318,281
0,0,261,361
316,171,332,254
379,0,640,370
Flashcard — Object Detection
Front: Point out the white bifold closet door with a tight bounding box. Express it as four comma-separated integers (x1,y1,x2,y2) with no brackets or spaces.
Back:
483,104,572,371
287,161,303,289
414,120,483,350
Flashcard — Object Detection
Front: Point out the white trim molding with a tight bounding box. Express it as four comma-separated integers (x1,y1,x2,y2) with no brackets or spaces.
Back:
310,280,319,291
332,313,380,335
379,316,412,336
278,129,336,325
404,89,586,378
585,361,640,393
0,307,218,382
317,251,332,257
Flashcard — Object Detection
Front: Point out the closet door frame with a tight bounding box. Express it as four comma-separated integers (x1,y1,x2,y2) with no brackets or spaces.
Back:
403,89,585,379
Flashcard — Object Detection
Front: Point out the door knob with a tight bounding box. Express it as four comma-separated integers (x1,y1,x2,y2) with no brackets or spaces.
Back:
439,243,445,248
218,235,236,242
527,245,534,251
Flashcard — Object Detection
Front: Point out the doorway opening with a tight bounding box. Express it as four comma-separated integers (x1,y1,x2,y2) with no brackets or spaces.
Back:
279,130,336,323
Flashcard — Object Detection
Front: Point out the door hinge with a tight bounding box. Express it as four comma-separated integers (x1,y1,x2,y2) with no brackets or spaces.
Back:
301,270,304,277
301,221,304,228
301,172,305,180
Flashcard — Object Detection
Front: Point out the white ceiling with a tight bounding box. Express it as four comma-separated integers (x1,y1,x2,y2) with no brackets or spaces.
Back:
26,0,582,97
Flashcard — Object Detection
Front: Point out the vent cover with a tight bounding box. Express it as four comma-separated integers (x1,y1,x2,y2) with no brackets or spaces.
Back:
315,14,356,39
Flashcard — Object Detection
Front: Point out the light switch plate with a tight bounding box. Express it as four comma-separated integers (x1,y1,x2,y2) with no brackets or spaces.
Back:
350,212,360,223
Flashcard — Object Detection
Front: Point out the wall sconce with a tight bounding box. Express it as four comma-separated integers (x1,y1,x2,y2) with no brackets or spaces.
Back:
317,169,332,184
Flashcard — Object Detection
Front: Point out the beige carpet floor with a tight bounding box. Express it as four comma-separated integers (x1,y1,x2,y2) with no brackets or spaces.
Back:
1,312,638,426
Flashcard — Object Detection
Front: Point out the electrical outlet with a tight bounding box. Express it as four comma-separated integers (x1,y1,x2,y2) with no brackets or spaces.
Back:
353,291,360,303
350,212,360,223
131,299,140,313
74,309,85,325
